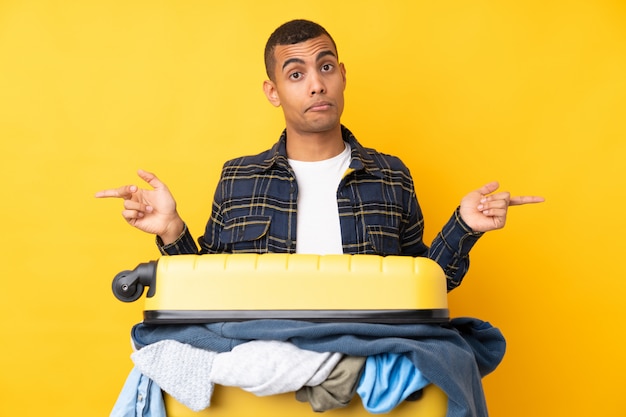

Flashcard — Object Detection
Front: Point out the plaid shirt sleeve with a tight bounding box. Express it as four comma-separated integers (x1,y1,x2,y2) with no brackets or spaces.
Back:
428,208,483,291
156,223,198,255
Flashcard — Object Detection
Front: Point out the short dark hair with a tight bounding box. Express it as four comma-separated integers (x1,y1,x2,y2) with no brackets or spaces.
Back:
264,19,338,80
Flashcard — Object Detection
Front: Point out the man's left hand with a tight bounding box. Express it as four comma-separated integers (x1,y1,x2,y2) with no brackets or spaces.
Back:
459,181,545,233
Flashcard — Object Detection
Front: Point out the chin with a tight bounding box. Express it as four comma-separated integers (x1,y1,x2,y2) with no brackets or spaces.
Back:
308,118,341,133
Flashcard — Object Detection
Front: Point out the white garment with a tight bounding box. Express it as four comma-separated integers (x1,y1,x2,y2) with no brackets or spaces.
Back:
288,143,351,255
211,340,342,396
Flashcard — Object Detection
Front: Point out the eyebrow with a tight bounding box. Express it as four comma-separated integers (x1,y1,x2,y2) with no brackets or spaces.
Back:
281,49,337,72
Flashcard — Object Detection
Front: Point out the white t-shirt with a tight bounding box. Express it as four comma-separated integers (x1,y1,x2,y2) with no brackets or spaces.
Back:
288,143,352,255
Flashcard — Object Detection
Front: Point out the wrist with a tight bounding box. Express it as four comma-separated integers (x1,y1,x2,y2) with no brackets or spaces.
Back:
455,206,484,235
159,216,185,245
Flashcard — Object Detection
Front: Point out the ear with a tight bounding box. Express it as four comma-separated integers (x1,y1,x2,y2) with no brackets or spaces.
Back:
340,62,347,90
263,80,281,107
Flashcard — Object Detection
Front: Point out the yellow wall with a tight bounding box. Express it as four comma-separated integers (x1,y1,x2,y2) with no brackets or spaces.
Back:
1,1,624,416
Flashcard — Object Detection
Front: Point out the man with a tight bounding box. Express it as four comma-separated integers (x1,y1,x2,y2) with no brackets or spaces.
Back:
96,19,543,291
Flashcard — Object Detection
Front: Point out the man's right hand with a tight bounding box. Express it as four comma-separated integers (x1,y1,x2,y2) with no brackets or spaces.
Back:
95,169,185,245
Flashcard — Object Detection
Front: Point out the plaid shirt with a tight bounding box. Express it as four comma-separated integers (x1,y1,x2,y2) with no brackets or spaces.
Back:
159,126,482,290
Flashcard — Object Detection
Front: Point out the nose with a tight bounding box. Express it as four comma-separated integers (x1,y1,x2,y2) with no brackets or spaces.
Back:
309,72,326,96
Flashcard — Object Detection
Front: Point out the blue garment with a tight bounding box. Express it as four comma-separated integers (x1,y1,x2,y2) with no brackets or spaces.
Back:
131,317,505,417
110,367,166,417
357,352,430,413
157,125,483,291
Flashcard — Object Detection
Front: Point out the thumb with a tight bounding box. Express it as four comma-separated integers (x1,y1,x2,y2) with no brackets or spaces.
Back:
477,181,500,196
137,169,166,190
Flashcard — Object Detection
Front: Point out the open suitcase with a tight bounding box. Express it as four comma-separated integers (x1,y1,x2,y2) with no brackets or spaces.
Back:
113,254,449,416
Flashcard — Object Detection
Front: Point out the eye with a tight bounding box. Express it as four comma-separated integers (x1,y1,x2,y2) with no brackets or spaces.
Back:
289,71,302,80
321,64,334,72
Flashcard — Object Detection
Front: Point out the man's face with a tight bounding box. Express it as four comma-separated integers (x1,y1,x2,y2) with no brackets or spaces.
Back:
264,35,346,136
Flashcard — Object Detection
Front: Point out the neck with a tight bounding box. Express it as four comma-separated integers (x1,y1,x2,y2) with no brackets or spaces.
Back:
285,125,345,162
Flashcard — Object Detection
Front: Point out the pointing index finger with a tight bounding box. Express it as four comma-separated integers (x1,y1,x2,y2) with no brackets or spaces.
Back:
509,195,545,206
94,185,137,199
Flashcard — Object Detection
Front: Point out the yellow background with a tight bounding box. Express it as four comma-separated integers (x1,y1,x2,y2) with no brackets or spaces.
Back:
1,1,624,416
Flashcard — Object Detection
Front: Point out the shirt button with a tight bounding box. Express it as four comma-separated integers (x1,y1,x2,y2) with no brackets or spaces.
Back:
286,239,293,248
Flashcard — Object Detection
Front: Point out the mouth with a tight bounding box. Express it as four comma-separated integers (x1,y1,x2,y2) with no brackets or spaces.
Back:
306,101,332,112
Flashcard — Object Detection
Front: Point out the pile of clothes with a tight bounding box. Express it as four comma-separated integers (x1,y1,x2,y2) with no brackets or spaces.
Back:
111,317,505,417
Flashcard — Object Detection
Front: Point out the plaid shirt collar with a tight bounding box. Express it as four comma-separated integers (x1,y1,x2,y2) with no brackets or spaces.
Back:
254,125,385,179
